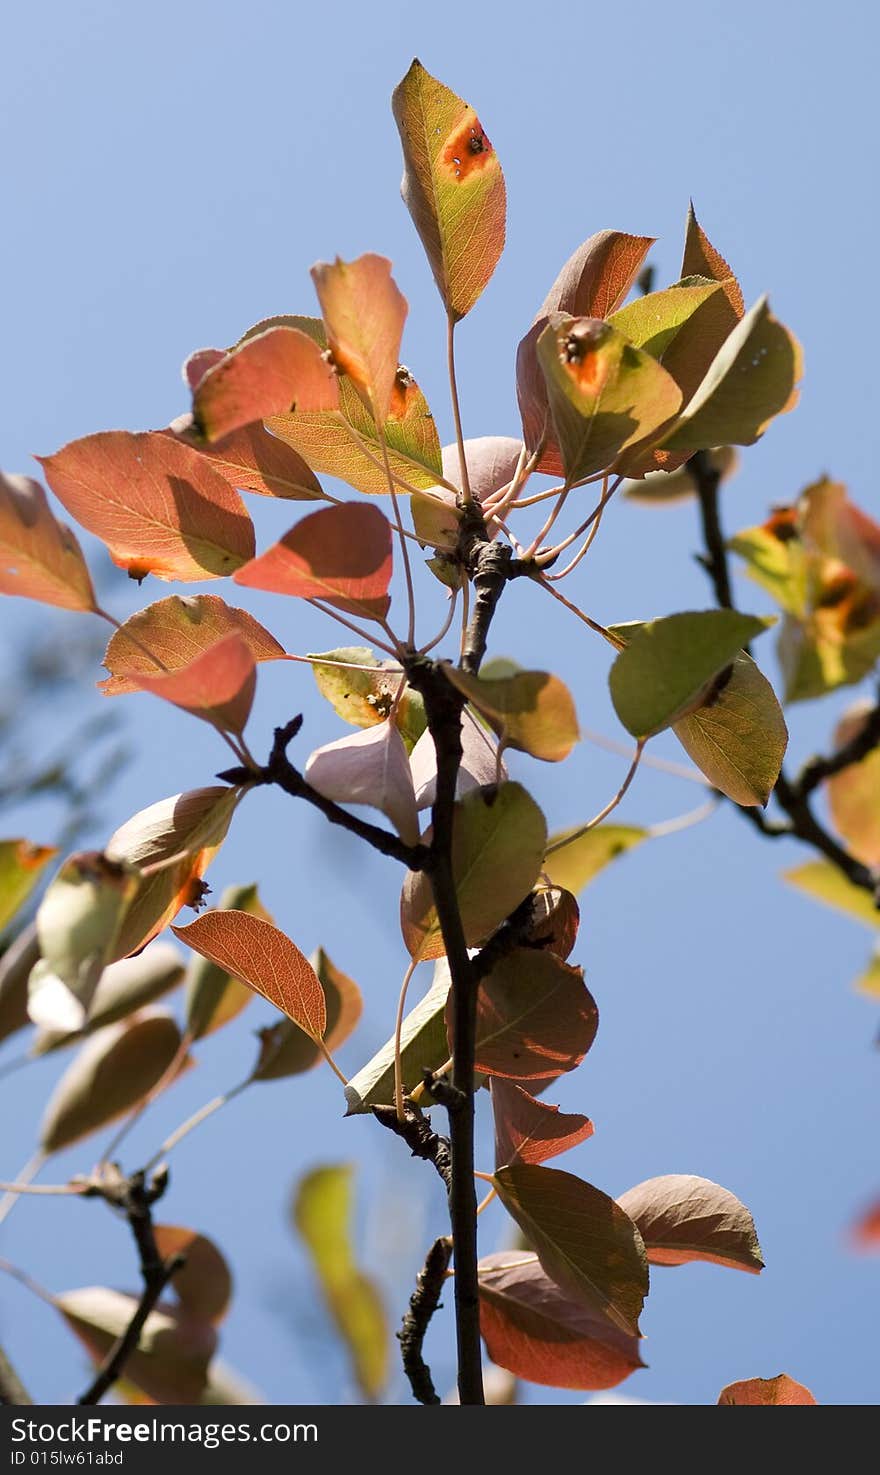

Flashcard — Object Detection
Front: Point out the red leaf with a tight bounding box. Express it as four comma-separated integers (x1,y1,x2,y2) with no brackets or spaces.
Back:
172,910,326,1040
152,1225,232,1323
851,1199,880,1250
464,947,598,1080
682,203,744,318
718,1375,817,1405
233,502,392,622
617,1174,764,1273
39,431,254,582
0,473,97,611
311,255,407,423
193,325,339,442
100,593,284,697
492,1079,593,1168
166,418,325,502
126,632,256,736
479,1251,644,1392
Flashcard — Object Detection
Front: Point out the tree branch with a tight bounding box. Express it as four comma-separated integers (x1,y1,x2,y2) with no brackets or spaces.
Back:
371,1102,452,1189
77,1168,184,1406
793,689,880,797
398,1236,453,1405
692,450,733,609
219,717,430,871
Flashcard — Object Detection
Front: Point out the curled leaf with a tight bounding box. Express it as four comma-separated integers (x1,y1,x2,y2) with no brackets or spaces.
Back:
343,963,449,1114
492,1079,593,1168
617,1174,764,1272
152,1226,232,1323
32,853,137,1031
409,706,506,809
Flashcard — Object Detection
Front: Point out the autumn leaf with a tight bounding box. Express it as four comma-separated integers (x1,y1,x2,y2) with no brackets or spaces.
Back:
0,473,97,611
311,255,407,424
152,1226,232,1324
254,947,362,1082
617,1174,764,1272
56,1287,215,1404
718,1374,817,1406
121,633,257,738
234,502,392,623
443,666,579,763
479,1251,644,1392
184,883,272,1041
392,59,506,321
305,721,420,845
309,647,426,751
466,948,598,1080
672,651,788,807
100,593,284,697
826,701,880,865
783,859,880,929
681,203,745,317
543,823,647,896
39,431,255,582
492,1079,593,1168
167,417,325,502
0,839,58,933
173,910,326,1042
192,325,339,441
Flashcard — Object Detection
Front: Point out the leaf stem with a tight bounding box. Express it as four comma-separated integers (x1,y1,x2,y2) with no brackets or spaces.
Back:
393,958,419,1120
446,316,472,505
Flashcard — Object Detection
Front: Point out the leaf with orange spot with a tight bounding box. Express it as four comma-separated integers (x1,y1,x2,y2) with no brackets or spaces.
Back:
0,473,97,612
464,948,598,1081
166,418,325,502
0,839,58,933
121,633,256,738
173,910,326,1041
192,325,339,442
536,316,682,485
682,203,745,318
39,431,255,582
616,1175,764,1273
479,1251,644,1392
311,255,407,424
517,230,654,472
492,1080,593,1168
392,59,506,321
152,1226,232,1323
718,1375,817,1405
100,593,284,697
234,502,392,622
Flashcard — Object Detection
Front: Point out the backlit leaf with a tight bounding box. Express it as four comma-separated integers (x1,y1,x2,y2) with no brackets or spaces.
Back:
34,940,185,1053
466,948,598,1080
718,1375,817,1406
0,839,58,933
783,860,880,928
312,255,407,423
617,1174,764,1272
100,594,284,697
254,947,362,1082
305,721,419,845
443,668,579,763
493,1164,649,1337
410,706,506,809
392,59,505,321
32,854,138,1031
152,1226,232,1323
609,610,773,739
611,279,737,406
292,1164,388,1400
310,647,426,752
826,701,880,864
0,925,39,1045
492,1080,593,1168
0,473,97,611
536,316,682,485
544,823,647,896
57,1288,215,1405
193,325,338,441
106,787,240,962
343,963,449,1113
234,502,392,622
479,1251,644,1392
184,883,271,1041
40,432,255,582
173,910,326,1040
672,651,788,806
166,417,325,501
412,436,521,551
121,633,256,737
681,203,744,317
400,782,547,960
40,1012,187,1153
520,883,580,961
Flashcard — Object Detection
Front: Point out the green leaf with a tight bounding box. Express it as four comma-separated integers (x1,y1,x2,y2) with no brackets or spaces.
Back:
184,884,271,1040
536,317,682,485
32,854,138,1031
660,298,802,452
310,647,426,751
400,782,547,960
292,1164,388,1400
392,59,506,321
544,824,648,895
608,610,773,739
616,1174,764,1272
343,963,450,1114
728,517,809,615
778,607,880,705
611,279,737,406
34,940,186,1054
254,947,362,1082
443,667,579,763
493,1164,649,1337
0,840,58,933
783,860,880,929
672,651,788,807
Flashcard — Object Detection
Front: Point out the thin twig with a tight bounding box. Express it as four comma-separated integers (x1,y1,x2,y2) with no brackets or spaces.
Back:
397,1236,453,1405
371,1102,452,1190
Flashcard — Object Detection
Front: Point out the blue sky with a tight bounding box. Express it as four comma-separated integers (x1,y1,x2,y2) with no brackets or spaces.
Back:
1,0,878,1406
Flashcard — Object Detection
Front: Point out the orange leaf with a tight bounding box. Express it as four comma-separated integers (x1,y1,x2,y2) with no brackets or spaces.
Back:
311,255,407,424
152,1225,232,1323
166,418,325,502
0,473,96,611
718,1375,817,1405
173,910,326,1040
492,1079,593,1168
851,1199,880,1250
100,593,284,697
233,502,392,622
39,431,254,582
682,202,745,318
193,325,339,442
125,633,256,736
465,948,598,1080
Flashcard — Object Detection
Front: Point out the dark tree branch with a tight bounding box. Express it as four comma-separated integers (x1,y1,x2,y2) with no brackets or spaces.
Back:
372,1102,452,1190
689,455,880,905
398,1236,453,1405
77,1168,184,1406
0,1342,31,1405
219,716,430,871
